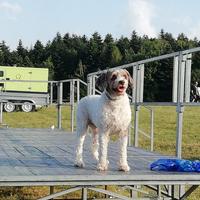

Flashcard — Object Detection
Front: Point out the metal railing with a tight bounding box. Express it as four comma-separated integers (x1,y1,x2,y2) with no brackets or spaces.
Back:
87,47,200,158
0,78,88,132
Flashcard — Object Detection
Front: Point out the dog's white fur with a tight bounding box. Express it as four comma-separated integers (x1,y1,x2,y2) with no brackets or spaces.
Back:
74,69,133,172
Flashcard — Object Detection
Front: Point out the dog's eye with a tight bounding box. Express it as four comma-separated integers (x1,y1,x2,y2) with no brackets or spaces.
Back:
111,75,117,81
123,74,128,79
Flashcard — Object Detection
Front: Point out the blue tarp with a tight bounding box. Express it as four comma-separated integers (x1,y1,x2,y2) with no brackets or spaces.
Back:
150,159,200,172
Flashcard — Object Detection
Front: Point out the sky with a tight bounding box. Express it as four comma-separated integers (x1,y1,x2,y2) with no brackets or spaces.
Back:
1,0,200,50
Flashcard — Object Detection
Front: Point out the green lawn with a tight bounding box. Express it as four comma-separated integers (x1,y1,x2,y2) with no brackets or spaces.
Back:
0,105,199,199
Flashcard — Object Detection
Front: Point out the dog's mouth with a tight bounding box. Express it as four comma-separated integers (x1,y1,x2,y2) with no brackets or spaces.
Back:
115,84,126,94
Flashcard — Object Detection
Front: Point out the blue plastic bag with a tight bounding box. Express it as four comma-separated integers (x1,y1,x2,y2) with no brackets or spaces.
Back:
150,159,200,172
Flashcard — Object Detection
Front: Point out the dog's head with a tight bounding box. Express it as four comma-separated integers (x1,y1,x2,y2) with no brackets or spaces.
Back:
96,69,133,97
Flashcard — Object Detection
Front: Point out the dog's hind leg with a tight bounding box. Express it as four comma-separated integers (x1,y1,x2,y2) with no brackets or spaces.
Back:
119,134,130,172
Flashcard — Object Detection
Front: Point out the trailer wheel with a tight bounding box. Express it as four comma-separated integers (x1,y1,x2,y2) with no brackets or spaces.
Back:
21,102,34,112
4,102,16,112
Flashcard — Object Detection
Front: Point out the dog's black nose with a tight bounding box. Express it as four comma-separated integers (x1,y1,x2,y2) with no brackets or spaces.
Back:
119,80,125,85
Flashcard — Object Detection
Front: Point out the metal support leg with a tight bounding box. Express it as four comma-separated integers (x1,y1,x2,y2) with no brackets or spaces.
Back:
150,108,154,151
130,186,138,199
179,185,185,199
180,185,199,200
134,105,140,147
157,185,161,198
128,123,132,146
104,185,109,199
176,105,184,158
82,187,87,200
49,186,54,200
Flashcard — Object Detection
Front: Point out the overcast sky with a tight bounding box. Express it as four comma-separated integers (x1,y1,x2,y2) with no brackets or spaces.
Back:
1,0,200,50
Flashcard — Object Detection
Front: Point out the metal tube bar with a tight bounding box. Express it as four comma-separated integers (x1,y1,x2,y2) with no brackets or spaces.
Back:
173,56,179,102
139,64,144,102
132,66,137,103
88,187,132,200
92,75,96,95
88,51,180,76
182,46,200,54
128,125,132,146
87,76,92,95
88,46,200,77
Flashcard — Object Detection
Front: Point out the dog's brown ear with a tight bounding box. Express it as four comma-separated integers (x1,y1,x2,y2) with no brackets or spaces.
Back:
124,69,134,88
96,72,108,91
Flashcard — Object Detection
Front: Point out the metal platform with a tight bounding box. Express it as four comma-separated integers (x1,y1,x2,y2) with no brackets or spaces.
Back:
0,128,199,200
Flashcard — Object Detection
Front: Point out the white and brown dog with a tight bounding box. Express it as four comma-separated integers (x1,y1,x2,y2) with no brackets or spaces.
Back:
75,69,133,172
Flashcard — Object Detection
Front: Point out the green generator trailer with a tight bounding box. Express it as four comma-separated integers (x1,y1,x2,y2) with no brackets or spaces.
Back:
0,66,49,112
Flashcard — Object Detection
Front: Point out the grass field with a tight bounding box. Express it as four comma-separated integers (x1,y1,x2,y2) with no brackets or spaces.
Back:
0,105,199,199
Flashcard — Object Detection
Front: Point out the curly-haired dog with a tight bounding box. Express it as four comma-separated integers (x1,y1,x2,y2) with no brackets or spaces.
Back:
74,69,133,172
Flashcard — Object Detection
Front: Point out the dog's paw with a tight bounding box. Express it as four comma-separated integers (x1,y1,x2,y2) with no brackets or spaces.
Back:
119,164,130,172
74,161,85,168
97,161,109,171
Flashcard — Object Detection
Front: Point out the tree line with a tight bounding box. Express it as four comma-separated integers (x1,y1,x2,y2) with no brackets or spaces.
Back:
0,30,200,101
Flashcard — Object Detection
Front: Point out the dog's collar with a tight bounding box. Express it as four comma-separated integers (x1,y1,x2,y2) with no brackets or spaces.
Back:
104,90,122,101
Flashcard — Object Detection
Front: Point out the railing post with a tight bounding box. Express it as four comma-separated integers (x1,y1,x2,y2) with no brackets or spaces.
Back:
50,82,53,105
77,79,80,103
0,102,3,124
173,56,178,102
87,75,92,95
150,108,154,151
57,82,63,129
184,54,192,102
128,66,136,146
134,64,142,147
70,80,75,132
176,52,185,158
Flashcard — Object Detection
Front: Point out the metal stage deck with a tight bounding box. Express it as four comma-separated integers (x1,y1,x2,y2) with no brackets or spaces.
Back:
0,128,199,200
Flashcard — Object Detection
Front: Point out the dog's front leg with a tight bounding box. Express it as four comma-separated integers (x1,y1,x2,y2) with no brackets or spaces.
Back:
97,132,109,171
74,134,86,168
119,134,130,172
